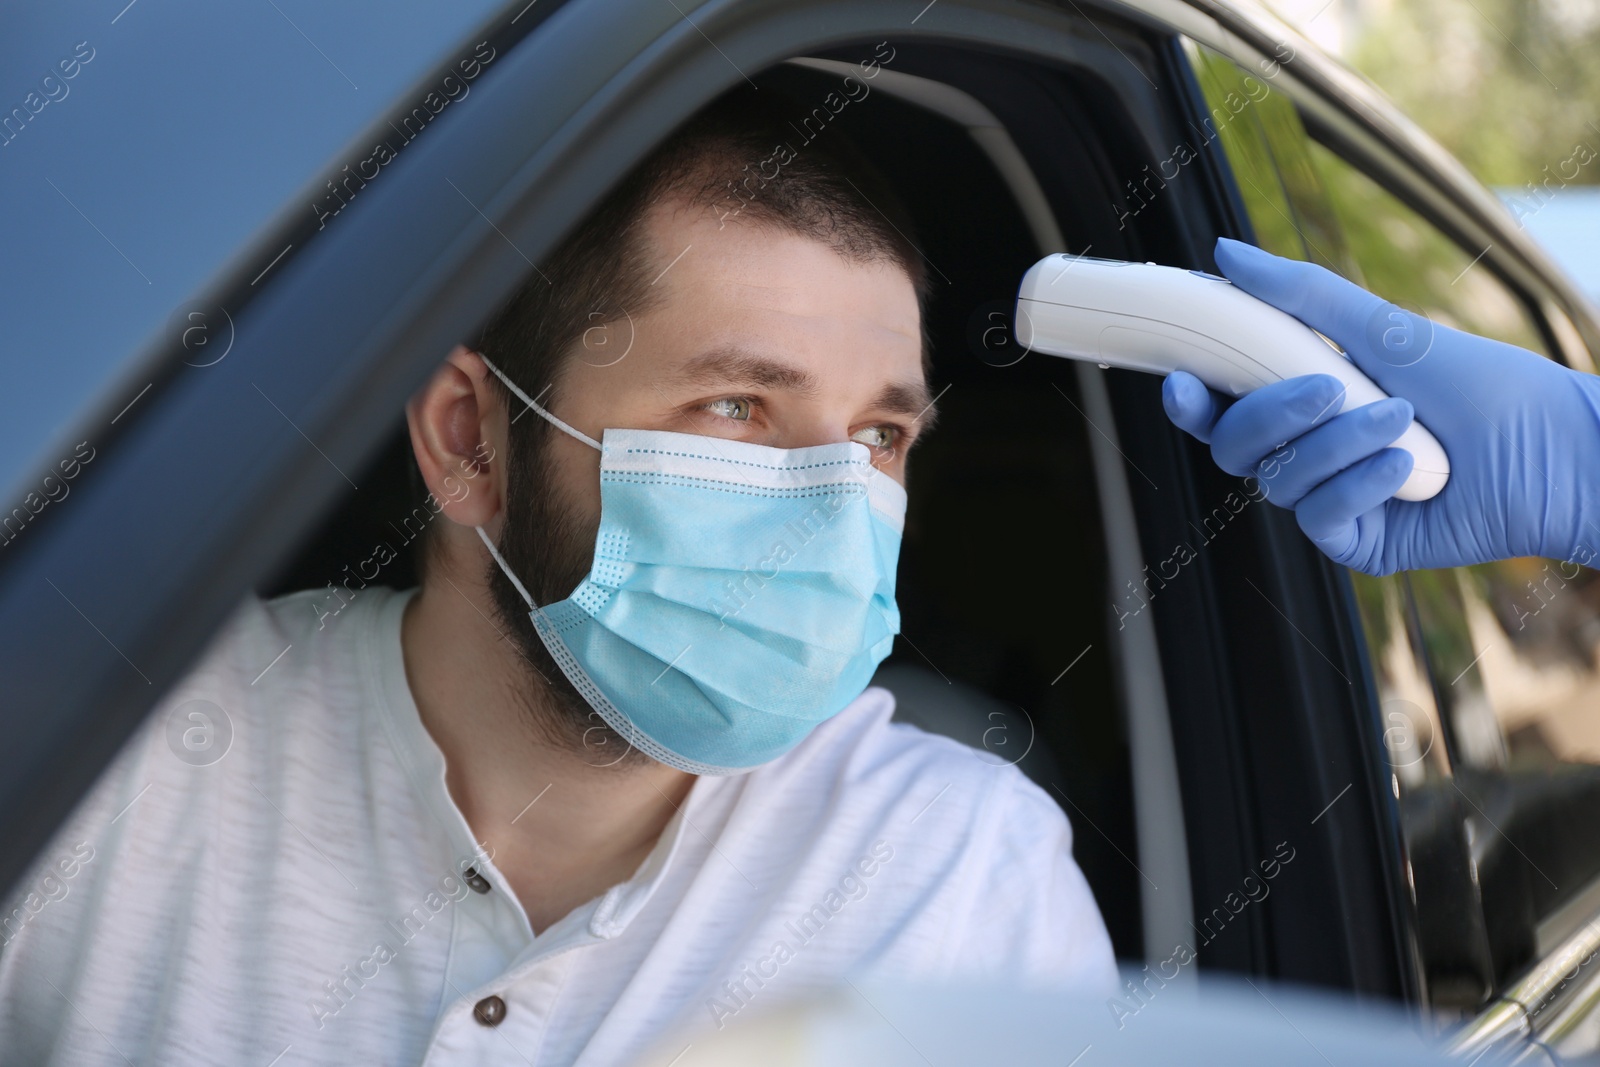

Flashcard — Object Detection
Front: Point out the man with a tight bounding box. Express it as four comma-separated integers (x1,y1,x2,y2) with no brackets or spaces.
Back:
0,87,1115,1065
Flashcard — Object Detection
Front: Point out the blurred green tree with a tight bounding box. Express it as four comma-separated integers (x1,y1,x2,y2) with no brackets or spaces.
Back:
1344,0,1600,188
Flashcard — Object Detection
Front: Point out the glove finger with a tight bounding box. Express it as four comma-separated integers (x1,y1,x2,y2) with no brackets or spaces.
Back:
1208,374,1346,476
1213,238,1389,356
1254,398,1415,507
1162,371,1228,444
1294,448,1413,561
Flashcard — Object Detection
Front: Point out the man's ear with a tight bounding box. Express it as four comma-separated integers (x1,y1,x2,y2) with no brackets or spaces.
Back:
405,345,507,528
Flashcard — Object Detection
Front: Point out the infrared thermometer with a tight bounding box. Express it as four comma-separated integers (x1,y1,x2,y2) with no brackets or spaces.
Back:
1014,254,1449,501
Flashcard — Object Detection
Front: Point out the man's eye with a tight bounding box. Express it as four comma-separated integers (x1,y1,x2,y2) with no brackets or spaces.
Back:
704,397,752,421
850,425,896,450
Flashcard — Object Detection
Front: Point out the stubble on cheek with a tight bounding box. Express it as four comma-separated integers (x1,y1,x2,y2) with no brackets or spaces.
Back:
482,424,651,769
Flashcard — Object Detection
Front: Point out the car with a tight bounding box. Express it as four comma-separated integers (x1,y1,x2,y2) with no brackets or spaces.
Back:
4,0,1599,1060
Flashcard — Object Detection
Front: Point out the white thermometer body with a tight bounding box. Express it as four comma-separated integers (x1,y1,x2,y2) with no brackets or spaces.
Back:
1015,254,1449,501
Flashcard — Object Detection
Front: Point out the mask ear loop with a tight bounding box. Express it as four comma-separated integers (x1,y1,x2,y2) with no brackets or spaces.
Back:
471,353,603,612
479,353,601,451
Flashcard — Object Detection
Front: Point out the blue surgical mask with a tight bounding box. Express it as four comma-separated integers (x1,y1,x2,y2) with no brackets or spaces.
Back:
475,357,905,775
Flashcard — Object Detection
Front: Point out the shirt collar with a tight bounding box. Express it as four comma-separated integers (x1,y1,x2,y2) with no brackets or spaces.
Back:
364,585,699,946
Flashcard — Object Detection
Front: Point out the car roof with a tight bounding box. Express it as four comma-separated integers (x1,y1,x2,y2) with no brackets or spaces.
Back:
0,0,504,507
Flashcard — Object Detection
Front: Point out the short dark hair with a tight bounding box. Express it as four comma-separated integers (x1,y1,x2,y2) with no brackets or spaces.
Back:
417,82,929,578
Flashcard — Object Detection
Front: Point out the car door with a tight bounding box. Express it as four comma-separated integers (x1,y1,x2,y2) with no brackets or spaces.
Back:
0,0,1259,972
2,0,1188,916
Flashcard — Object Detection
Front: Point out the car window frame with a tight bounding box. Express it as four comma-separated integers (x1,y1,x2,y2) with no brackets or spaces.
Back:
0,0,1228,925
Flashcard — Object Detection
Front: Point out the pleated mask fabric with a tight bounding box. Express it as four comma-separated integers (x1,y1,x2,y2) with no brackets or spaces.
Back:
476,357,905,775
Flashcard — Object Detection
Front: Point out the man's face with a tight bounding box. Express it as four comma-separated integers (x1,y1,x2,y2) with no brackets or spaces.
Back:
542,197,931,523
486,195,929,766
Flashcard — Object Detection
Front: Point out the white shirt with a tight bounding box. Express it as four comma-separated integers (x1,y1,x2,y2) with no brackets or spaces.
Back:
0,584,1115,1066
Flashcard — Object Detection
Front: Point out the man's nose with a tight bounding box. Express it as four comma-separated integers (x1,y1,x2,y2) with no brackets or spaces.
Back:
778,413,855,451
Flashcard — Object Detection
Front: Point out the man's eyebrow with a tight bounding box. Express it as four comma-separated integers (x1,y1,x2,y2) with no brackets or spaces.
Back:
873,380,939,433
666,347,821,396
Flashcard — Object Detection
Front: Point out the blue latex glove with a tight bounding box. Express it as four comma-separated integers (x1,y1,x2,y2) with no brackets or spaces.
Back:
1162,237,1600,576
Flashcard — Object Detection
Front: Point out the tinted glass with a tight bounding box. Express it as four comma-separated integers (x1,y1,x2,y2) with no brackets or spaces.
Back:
1189,42,1600,1005
1304,140,1549,357
1309,139,1600,991
1182,42,1353,276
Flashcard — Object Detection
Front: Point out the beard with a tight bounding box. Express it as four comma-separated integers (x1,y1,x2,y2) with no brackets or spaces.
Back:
483,421,656,771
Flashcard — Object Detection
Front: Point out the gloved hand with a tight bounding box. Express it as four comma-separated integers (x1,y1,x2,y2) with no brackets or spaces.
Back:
1162,237,1600,576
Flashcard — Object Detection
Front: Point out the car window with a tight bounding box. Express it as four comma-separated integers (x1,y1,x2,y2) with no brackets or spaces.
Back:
4,31,1162,1060
1304,140,1600,982
1181,42,1353,276
1188,42,1600,1012
1303,139,1551,358
1182,44,1305,262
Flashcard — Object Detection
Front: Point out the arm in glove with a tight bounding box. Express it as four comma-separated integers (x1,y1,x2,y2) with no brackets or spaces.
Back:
1162,237,1600,576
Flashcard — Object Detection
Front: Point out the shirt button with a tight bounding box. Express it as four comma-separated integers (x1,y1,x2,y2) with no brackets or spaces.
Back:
473,995,507,1027
463,866,492,894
